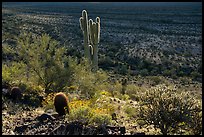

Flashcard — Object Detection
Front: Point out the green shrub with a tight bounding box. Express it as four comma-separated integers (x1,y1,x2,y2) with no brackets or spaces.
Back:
68,105,112,126
71,59,109,99
89,113,112,126
138,84,202,135
124,106,138,118
125,84,146,101
68,106,93,123
2,62,27,86
15,32,72,92
187,99,202,135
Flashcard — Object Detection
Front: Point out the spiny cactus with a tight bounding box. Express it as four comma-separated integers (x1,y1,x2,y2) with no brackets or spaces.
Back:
89,17,100,70
54,92,69,116
121,78,128,94
10,87,23,101
79,10,91,62
79,10,100,71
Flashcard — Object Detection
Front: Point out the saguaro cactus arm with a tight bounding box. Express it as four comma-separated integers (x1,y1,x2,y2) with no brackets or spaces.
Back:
96,17,100,43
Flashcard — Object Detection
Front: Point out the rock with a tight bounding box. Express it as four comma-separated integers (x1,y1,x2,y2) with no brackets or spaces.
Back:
51,112,59,119
64,121,84,135
120,127,126,134
14,124,29,133
2,103,7,110
25,118,32,123
36,113,55,122
2,111,7,116
98,124,109,135
133,132,145,135
2,88,9,95
46,109,54,113
50,124,66,135
10,130,15,135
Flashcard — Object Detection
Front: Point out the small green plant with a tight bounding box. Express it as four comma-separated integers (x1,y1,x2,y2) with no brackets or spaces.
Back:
42,92,56,111
89,113,112,126
68,103,112,126
68,106,93,123
124,84,146,101
124,106,138,118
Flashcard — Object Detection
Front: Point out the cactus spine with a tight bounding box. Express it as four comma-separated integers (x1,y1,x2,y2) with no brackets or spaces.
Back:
79,10,100,71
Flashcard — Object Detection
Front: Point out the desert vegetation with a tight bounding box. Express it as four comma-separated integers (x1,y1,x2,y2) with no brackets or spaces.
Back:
2,2,202,135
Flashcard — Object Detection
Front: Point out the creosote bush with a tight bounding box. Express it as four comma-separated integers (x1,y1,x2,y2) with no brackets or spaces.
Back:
138,84,202,135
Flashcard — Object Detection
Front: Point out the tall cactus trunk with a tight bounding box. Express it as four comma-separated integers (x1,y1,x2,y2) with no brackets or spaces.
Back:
83,34,91,61
80,10,100,71
93,44,98,71
80,10,91,62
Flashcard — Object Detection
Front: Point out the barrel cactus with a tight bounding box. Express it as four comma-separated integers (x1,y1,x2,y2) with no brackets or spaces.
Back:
10,87,23,101
54,92,69,116
79,10,100,71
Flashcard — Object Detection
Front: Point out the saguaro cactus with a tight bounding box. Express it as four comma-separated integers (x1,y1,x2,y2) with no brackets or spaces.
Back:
79,10,100,71
79,10,91,61
89,17,100,70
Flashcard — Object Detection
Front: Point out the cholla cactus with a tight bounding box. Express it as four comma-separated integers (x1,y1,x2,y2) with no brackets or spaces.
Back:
79,10,100,71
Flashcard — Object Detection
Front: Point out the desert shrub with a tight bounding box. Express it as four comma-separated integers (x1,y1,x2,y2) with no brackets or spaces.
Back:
14,32,72,92
124,106,138,118
89,113,112,126
108,81,122,97
147,76,162,86
2,62,27,86
186,99,202,135
68,106,93,123
138,84,202,135
117,94,130,101
125,84,146,101
42,92,56,111
69,100,91,110
70,59,109,99
67,98,113,125
90,91,116,114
